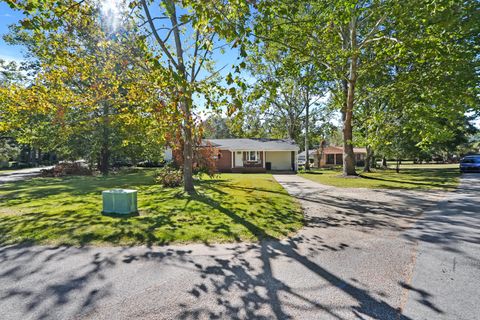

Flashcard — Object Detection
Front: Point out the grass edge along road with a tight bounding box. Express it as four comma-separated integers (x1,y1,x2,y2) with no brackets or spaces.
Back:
299,164,460,190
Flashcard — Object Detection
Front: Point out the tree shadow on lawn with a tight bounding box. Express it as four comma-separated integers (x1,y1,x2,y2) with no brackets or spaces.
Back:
0,174,302,246
197,179,293,198
194,182,303,238
0,208,176,247
0,171,157,206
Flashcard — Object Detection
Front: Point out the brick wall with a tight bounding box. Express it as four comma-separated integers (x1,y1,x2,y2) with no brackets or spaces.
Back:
216,150,232,172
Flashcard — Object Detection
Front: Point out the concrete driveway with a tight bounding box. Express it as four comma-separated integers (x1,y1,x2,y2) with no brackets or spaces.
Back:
0,174,478,320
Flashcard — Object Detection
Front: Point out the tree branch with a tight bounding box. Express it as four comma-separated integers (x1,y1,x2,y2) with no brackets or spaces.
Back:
193,32,216,82
140,0,178,69
58,0,86,18
359,35,400,49
137,16,168,29
190,30,200,83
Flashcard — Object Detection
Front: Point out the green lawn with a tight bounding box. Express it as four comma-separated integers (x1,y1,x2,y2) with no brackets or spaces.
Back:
0,170,303,246
299,165,460,190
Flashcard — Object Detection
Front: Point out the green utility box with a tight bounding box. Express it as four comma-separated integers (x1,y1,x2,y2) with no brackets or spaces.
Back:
102,189,138,215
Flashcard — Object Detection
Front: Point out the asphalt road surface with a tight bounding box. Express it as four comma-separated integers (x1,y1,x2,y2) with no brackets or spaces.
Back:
0,174,478,319
403,173,480,320
0,167,52,183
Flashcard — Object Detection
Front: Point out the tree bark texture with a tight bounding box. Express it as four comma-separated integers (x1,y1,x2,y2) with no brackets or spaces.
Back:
363,146,373,172
342,17,358,176
99,102,110,175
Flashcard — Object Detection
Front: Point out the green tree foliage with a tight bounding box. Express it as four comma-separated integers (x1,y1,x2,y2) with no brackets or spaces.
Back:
2,0,174,173
0,59,25,86
202,115,237,139
130,0,250,192
253,0,479,175
0,138,19,163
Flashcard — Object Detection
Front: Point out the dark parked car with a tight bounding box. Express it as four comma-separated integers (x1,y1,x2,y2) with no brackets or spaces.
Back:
459,155,480,173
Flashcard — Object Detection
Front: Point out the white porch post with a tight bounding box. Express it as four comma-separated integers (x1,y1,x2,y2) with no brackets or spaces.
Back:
231,150,234,168
293,151,298,171
263,151,266,168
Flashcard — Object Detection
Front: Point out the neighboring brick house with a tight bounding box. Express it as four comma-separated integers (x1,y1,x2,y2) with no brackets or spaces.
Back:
206,138,299,173
298,146,367,167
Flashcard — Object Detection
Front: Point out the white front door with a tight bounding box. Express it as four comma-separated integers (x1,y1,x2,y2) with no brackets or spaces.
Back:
235,151,243,167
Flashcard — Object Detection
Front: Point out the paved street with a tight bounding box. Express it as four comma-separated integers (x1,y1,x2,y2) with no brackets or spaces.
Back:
403,173,480,320
0,167,52,183
0,174,478,319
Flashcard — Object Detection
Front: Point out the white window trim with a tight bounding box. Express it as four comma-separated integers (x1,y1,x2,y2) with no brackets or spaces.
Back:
247,151,259,162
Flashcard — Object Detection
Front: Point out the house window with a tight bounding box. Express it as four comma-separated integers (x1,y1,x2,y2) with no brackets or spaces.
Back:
247,151,259,162
326,154,335,164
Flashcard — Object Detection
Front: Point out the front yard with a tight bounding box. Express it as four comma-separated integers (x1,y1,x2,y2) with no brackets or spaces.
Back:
299,164,460,190
0,170,303,246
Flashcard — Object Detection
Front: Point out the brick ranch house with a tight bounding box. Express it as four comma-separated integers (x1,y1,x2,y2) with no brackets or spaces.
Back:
164,138,299,173
298,146,367,167
206,138,299,173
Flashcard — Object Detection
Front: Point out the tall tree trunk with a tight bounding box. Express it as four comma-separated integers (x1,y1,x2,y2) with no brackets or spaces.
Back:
99,102,110,175
363,146,373,172
371,153,377,169
382,157,387,168
304,101,310,170
342,18,357,176
182,96,194,192
169,1,194,193
318,141,326,167
396,158,400,173
100,146,109,175
343,77,357,176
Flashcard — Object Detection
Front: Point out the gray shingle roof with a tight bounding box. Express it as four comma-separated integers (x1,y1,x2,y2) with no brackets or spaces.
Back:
205,138,299,151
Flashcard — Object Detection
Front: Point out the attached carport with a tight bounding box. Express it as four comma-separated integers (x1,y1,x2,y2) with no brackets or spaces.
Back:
265,151,296,171
205,138,299,172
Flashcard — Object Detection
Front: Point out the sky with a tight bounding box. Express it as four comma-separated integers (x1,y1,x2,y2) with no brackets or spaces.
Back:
0,2,242,70
0,2,25,63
